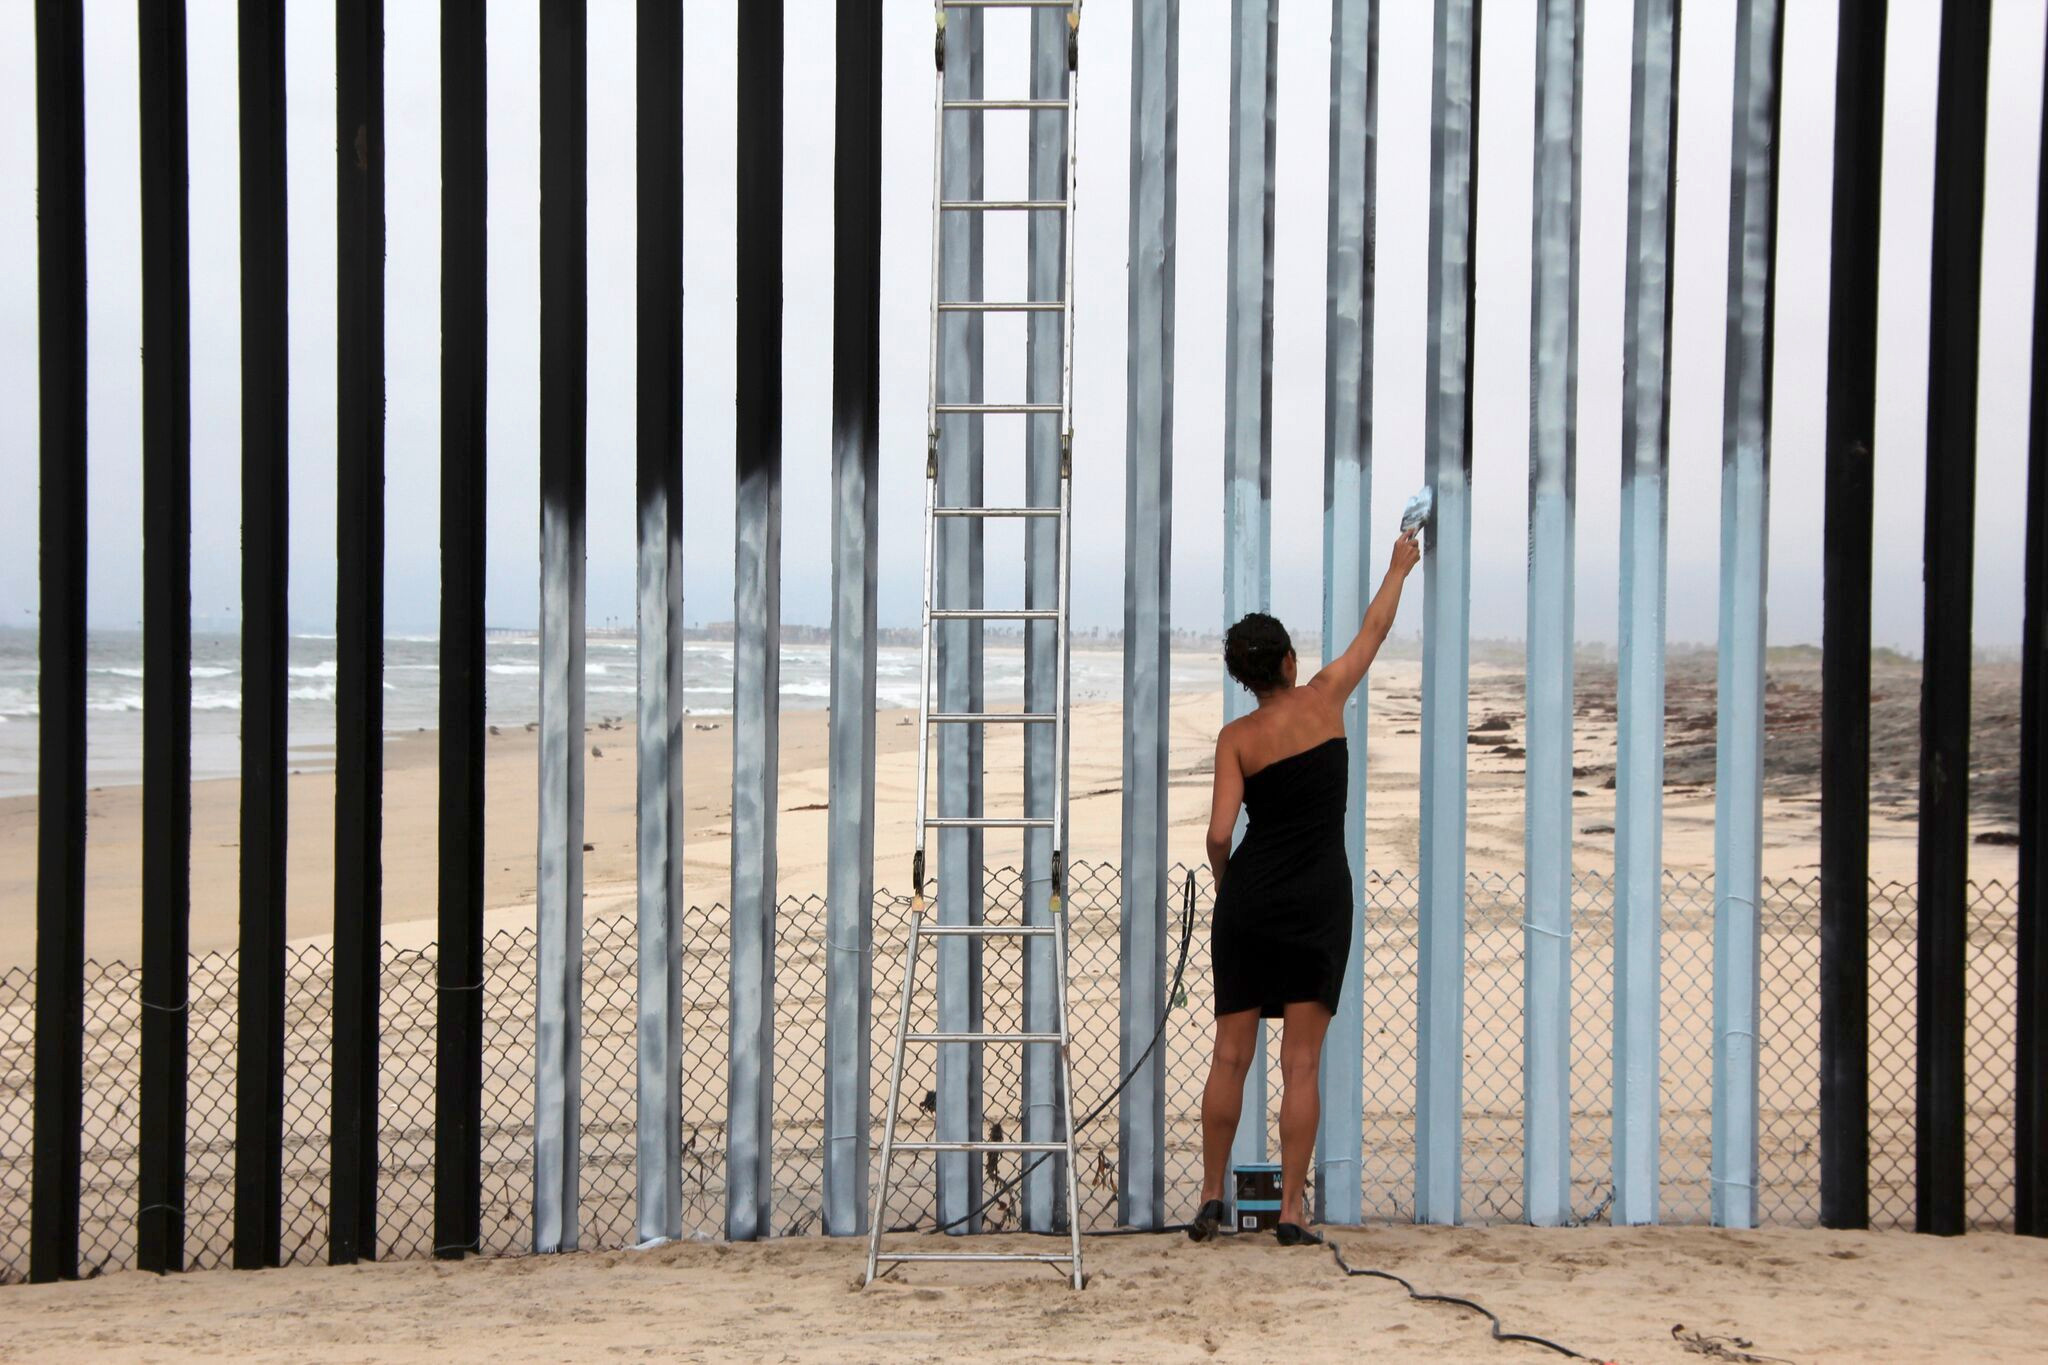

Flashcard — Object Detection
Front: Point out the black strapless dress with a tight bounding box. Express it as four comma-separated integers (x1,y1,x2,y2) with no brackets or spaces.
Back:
1211,735,1353,1019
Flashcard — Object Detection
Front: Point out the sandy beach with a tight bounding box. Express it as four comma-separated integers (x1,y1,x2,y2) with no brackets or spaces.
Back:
0,649,2023,972
2,1222,2045,1363
0,646,2031,1335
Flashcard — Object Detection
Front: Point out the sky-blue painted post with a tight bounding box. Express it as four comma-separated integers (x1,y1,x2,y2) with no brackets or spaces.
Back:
935,8,987,1233
1416,0,1480,1227
1713,0,1782,1232
1223,0,1277,1179
1121,0,1174,1234
1316,0,1377,1229
1524,0,1581,1231
1612,0,1678,1228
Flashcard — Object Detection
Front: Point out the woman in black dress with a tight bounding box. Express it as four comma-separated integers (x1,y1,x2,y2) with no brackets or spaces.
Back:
1188,529,1419,1244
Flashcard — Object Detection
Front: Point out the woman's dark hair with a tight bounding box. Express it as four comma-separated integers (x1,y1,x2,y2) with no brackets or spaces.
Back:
1224,612,1293,694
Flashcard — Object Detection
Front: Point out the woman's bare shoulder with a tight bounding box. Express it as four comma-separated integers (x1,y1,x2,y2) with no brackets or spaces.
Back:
1287,683,1345,722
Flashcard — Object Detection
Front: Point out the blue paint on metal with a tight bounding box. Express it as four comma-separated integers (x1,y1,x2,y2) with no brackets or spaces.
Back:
1223,0,1277,1178
1026,1,1073,1233
1315,0,1377,1230
1713,0,1780,1232
1613,0,1679,1227
1120,0,1176,1234
633,0,686,1248
935,10,986,1232
533,367,586,1255
1416,0,1478,1228
1524,0,1582,1229
822,0,881,1242
634,487,684,1245
727,0,782,1242
534,0,586,1256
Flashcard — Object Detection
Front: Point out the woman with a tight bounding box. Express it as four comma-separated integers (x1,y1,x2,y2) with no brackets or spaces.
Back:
1189,528,1420,1245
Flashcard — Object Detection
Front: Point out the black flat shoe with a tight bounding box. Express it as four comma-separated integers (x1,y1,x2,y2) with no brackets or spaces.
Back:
1274,1222,1323,1247
1187,1199,1227,1243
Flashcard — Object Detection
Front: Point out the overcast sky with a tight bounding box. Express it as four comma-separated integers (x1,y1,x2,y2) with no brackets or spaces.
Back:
0,0,2042,648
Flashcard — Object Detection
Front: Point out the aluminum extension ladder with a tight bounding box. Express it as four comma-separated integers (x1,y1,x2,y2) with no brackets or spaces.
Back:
865,0,1085,1290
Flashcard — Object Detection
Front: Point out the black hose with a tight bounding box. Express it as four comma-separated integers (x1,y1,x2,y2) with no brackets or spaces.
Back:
1325,1236,1611,1363
888,872,1617,1365
891,869,1200,1238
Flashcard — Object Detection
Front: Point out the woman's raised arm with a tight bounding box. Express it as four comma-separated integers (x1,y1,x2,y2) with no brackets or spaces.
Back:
1308,529,1420,703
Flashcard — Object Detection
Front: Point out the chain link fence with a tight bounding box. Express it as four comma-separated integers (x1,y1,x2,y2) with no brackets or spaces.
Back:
0,863,2022,1281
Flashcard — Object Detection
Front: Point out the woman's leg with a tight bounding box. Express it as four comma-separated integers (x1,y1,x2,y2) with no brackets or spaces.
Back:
1199,1008,1262,1204
1277,1000,1333,1226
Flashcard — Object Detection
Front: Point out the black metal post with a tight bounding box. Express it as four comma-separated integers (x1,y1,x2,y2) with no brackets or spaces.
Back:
1819,0,1884,1234
2018,3,2048,1243
436,0,488,1263
1917,0,1990,1239
235,0,290,1272
137,0,193,1277
30,0,87,1286
332,0,386,1266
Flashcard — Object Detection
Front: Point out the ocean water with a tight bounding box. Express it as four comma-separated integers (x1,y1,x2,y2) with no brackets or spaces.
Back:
0,629,1218,797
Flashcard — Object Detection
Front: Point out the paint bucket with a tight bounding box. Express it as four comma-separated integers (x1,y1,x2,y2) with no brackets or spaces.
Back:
1232,1162,1282,1232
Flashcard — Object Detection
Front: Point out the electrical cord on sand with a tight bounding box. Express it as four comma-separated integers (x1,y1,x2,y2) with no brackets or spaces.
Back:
887,869,1613,1364
1323,1235,1614,1363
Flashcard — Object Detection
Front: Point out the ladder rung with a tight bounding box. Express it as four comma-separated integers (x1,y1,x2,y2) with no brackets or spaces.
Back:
937,301,1066,313
928,608,1059,621
928,712,1058,725
943,99,1072,111
907,1031,1064,1044
932,506,1061,518
941,199,1068,212
876,1252,1078,1265
892,1140,1071,1153
917,924,1057,938
935,402,1062,415
924,816,1055,829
